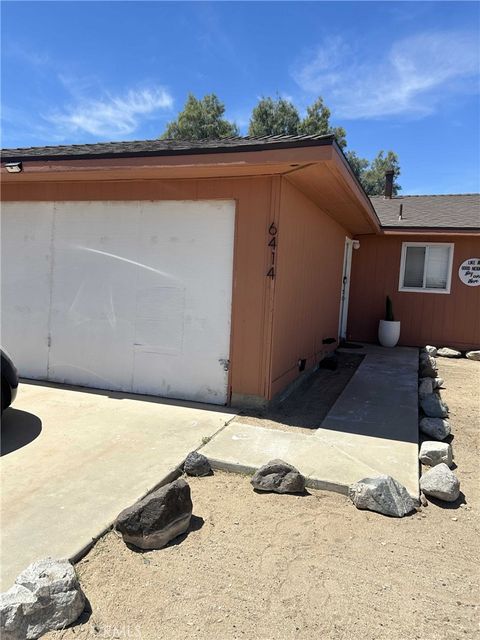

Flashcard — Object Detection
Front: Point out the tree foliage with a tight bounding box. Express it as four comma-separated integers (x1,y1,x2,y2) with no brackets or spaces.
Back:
344,150,369,180
248,95,346,148
297,97,347,148
162,94,238,140
350,150,401,196
247,96,300,137
160,93,401,195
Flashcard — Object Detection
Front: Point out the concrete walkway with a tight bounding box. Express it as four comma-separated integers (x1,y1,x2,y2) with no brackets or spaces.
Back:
0,382,234,590
202,344,419,498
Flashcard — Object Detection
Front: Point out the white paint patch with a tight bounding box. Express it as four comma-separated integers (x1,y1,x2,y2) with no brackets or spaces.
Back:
1,200,236,404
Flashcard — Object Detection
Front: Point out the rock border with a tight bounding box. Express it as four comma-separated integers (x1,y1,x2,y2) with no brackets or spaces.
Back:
418,347,461,506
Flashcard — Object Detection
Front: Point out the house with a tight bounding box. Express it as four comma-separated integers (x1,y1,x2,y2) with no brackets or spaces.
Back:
1,135,479,409
349,191,480,350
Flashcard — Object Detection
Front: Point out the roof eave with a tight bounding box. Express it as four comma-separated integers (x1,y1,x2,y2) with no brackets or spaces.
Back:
330,140,382,234
0,136,336,163
381,226,480,235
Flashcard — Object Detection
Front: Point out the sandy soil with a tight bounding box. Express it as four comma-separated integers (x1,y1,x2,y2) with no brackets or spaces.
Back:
47,357,479,640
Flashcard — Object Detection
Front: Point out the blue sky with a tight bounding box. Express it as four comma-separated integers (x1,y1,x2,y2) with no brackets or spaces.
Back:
1,1,479,194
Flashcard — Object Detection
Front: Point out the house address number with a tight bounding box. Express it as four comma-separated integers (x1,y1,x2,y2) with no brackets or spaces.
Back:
266,222,277,279
458,258,480,287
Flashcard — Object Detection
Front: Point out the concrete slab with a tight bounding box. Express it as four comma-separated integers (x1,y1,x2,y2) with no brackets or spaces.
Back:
202,421,419,498
202,344,419,501
0,381,234,590
322,344,419,442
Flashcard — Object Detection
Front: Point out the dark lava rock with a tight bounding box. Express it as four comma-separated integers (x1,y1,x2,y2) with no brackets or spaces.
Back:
115,478,192,550
184,451,211,477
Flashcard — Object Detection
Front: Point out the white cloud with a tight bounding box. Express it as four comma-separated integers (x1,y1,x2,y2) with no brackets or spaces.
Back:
47,87,174,138
292,31,479,119
4,42,51,67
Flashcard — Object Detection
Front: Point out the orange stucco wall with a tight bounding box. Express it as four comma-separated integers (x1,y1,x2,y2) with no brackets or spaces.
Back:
268,178,349,398
1,176,276,402
348,234,480,350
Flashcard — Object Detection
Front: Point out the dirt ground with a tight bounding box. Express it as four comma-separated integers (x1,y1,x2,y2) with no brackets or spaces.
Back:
237,351,364,434
47,357,479,640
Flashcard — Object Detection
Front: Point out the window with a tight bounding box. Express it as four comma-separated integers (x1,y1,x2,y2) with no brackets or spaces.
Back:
399,243,454,294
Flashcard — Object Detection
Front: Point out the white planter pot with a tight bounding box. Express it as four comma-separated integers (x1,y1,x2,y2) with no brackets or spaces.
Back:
378,320,401,348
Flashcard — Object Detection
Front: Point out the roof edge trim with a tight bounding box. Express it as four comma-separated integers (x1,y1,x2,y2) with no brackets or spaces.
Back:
0,136,336,163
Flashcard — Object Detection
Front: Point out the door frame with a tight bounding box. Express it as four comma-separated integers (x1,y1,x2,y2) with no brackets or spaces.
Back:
338,237,353,341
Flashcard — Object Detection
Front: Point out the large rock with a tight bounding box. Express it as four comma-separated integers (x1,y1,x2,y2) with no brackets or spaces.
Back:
418,378,434,398
419,441,453,467
419,417,451,440
348,475,415,517
116,478,192,550
420,464,460,502
0,558,85,640
251,459,305,494
419,354,437,378
425,345,437,357
433,377,444,390
466,350,480,362
420,393,449,418
437,347,462,358
184,451,211,477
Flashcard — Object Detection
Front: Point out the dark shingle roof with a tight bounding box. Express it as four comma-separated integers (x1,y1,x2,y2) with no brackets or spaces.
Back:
370,194,480,230
0,134,335,161
3,135,478,231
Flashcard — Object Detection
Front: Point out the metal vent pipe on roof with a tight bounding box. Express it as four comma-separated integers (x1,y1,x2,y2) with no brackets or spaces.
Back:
384,170,394,199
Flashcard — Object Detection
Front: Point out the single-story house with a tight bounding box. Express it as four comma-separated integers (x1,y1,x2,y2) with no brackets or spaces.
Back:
1,135,479,408
348,193,480,350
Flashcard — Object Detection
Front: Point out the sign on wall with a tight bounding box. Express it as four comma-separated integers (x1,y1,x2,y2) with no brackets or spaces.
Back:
458,258,480,287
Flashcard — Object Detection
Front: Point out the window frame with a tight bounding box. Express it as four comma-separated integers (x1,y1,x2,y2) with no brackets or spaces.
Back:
398,242,454,294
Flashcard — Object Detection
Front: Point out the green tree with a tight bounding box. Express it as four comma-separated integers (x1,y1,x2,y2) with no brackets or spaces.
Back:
161,93,401,195
345,150,401,196
298,97,347,148
248,96,300,137
361,150,401,196
344,150,370,182
162,94,238,140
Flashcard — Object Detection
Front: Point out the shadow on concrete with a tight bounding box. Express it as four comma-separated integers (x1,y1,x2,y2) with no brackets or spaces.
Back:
317,345,420,444
1,408,42,456
238,352,365,430
20,378,236,417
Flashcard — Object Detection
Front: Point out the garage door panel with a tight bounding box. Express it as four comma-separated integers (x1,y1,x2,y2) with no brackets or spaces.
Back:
134,286,185,355
130,201,234,402
1,203,53,378
48,204,140,391
2,199,235,404
131,351,226,404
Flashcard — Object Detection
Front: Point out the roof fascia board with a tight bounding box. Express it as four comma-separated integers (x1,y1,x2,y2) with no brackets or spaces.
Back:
381,227,480,236
0,137,335,163
329,145,381,234
0,145,333,180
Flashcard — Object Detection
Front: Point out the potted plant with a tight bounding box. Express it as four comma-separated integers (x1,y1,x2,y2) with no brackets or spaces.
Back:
378,295,401,347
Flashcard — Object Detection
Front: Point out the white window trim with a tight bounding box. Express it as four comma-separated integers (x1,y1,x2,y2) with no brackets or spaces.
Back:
398,242,454,294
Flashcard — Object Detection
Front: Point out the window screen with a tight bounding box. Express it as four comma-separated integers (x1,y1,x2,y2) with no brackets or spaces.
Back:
401,244,452,292
425,245,450,289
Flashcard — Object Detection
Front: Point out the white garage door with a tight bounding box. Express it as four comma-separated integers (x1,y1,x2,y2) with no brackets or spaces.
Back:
1,200,235,404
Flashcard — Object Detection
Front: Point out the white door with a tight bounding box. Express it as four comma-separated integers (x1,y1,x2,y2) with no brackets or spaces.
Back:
338,237,353,341
1,200,235,405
